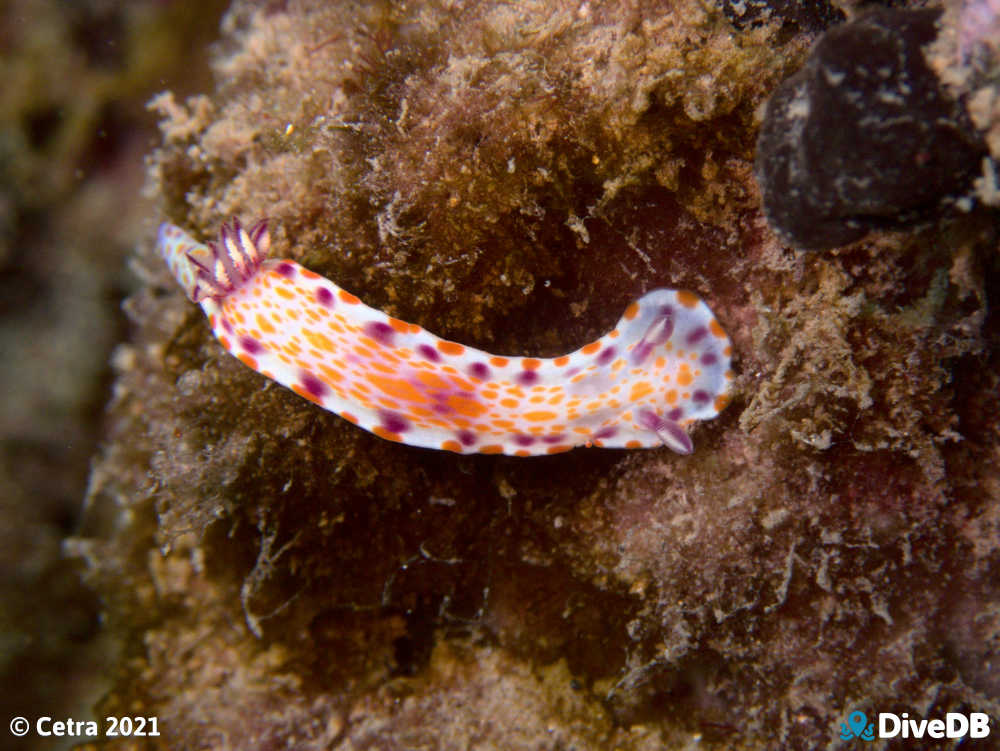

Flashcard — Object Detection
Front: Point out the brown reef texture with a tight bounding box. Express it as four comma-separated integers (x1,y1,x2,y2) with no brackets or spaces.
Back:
0,1,228,749
76,1,1000,749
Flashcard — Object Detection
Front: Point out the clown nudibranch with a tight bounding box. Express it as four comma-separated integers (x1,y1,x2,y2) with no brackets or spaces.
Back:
157,219,733,456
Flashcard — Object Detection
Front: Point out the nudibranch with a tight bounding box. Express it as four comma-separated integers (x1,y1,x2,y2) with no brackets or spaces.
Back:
157,219,733,456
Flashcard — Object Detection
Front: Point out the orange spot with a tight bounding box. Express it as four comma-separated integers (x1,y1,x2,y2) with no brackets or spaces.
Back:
369,362,396,375
505,387,525,397
714,394,730,411
666,390,678,405
372,426,403,442
573,426,591,435
300,269,320,279
581,341,601,355
369,375,429,404
514,449,531,457
571,374,586,383
676,290,699,308
315,364,343,383
480,445,504,454
447,394,488,418
546,445,572,454
609,329,620,338
553,356,570,367
530,396,545,404
441,440,463,452
724,346,732,356
522,358,541,370
548,394,564,405
677,365,694,387
629,382,654,401
492,419,515,429
725,370,735,380
625,440,642,449
523,410,558,422
291,384,323,405
448,376,477,392
623,301,640,320
490,356,509,367
303,329,335,353
482,390,499,399
388,317,412,334
437,340,465,356
339,290,360,304
500,398,519,408
275,286,295,300
256,313,276,335
710,319,727,338
237,353,258,370
416,371,451,390
218,335,231,351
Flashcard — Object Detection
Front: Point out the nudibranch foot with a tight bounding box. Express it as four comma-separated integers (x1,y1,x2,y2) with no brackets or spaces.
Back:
156,220,734,457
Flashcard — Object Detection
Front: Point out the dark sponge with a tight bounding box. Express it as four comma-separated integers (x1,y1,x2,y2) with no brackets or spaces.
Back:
754,8,986,250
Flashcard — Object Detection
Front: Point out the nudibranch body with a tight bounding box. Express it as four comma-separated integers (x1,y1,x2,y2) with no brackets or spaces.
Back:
157,220,733,456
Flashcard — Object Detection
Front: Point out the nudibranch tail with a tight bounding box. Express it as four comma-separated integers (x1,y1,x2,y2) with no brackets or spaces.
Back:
156,220,734,456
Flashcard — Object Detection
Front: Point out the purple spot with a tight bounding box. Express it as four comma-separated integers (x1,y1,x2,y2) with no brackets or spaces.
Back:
239,336,264,355
363,321,395,347
637,408,661,431
566,367,581,377
417,344,441,362
276,262,297,278
432,402,452,415
701,352,718,366
542,434,566,444
686,326,708,346
300,373,327,399
629,341,654,366
597,346,617,366
667,407,684,421
221,318,235,335
513,434,535,447
468,362,491,380
457,429,477,446
659,304,675,317
379,410,410,434
692,390,710,404
593,426,617,440
516,370,539,386
315,287,335,307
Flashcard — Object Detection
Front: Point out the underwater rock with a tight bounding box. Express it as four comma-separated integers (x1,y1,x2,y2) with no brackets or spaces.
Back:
755,8,987,250
719,0,844,33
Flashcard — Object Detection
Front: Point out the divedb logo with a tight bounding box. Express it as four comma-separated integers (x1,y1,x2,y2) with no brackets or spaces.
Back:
838,710,991,742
